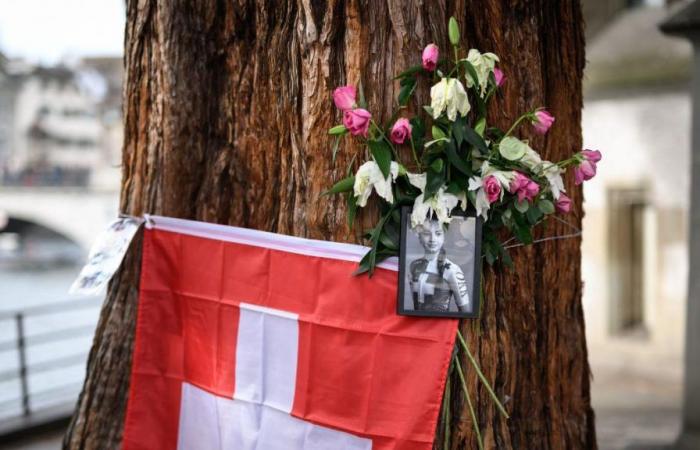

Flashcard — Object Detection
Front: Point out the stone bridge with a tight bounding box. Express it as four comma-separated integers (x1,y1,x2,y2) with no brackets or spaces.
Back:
0,187,120,251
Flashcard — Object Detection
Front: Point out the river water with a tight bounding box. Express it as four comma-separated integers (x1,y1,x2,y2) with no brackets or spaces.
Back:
0,265,101,421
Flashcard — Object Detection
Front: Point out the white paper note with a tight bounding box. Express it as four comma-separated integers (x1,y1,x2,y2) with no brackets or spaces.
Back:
69,216,143,296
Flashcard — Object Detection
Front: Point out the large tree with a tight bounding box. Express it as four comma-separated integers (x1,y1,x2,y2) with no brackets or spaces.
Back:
64,1,595,448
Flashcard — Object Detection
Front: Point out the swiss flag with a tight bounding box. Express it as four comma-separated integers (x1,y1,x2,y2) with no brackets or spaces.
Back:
122,216,457,450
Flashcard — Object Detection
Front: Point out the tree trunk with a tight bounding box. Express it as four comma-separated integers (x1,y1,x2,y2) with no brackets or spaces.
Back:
64,1,595,449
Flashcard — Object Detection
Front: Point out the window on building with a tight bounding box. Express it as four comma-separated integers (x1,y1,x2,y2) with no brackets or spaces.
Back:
608,188,648,335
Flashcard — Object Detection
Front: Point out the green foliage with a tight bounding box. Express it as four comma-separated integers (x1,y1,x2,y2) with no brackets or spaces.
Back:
323,15,580,274
368,140,392,178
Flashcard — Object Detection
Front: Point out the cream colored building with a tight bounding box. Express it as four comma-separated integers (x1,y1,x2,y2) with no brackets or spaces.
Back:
582,5,690,379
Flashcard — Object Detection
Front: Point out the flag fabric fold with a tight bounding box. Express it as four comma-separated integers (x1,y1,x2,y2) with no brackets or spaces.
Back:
122,215,457,450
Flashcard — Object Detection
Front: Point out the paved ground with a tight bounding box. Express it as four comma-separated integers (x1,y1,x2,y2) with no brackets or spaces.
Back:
0,361,684,450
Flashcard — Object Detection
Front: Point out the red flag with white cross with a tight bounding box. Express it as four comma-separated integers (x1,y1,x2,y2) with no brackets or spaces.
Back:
122,215,457,450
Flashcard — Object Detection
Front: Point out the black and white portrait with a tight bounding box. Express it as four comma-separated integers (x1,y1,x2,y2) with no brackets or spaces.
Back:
398,207,482,318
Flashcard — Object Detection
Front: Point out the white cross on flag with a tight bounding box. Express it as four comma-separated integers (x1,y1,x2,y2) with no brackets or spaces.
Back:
122,216,457,450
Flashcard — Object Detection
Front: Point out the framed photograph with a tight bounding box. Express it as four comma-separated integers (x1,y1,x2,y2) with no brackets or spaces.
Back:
398,207,482,318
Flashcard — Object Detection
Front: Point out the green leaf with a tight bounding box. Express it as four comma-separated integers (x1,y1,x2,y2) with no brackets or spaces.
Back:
331,135,341,163
538,199,555,215
445,139,471,176
410,116,425,149
423,106,435,117
358,79,367,109
398,77,417,106
430,158,444,173
354,249,373,275
484,244,496,265
368,140,392,179
378,229,398,250
432,125,447,140
462,122,489,154
347,192,358,229
453,121,464,146
323,176,355,195
424,137,449,148
448,17,460,46
393,65,423,80
499,136,527,161
474,118,486,137
514,199,529,213
526,205,543,224
499,245,513,268
514,224,533,245
328,125,347,135
424,166,445,200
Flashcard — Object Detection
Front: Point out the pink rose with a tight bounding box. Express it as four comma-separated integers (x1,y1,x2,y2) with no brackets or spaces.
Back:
422,44,439,71
532,110,555,135
509,172,539,202
484,175,502,204
574,149,602,185
509,171,529,193
343,108,372,137
333,85,356,111
493,68,505,87
555,193,572,213
390,118,412,145
581,149,602,163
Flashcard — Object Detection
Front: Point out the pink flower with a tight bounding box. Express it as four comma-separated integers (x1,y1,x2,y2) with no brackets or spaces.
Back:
493,68,505,87
555,193,572,213
574,149,602,185
483,175,502,204
509,172,540,202
422,44,439,71
333,85,356,111
390,118,412,145
343,108,372,137
532,110,555,135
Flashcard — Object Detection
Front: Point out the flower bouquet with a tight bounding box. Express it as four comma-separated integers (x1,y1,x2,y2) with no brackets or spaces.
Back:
326,17,601,275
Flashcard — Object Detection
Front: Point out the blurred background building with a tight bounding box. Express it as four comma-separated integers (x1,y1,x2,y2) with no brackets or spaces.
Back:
0,0,697,449
582,1,692,448
0,0,124,443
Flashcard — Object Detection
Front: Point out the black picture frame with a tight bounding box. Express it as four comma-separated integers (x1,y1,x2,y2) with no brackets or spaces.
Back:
397,206,483,318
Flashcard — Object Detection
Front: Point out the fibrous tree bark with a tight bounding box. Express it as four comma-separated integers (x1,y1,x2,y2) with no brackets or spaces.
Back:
64,1,595,449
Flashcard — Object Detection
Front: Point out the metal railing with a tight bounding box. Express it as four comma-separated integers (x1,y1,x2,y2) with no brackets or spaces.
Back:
0,298,100,423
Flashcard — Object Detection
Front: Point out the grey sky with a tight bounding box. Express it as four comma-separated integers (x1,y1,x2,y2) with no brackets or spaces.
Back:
0,0,125,64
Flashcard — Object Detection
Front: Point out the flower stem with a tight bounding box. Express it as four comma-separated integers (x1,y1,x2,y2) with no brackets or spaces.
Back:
409,135,421,170
454,355,484,450
503,112,532,138
442,366,452,450
456,328,510,419
371,119,400,161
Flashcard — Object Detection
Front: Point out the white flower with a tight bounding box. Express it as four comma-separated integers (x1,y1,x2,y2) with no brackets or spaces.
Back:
406,172,427,191
430,78,471,121
520,144,543,170
410,188,460,229
542,162,565,200
465,49,499,94
480,161,515,190
353,160,400,207
468,176,491,220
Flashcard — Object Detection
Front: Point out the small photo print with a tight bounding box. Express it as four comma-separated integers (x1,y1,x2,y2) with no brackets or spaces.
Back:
398,207,482,318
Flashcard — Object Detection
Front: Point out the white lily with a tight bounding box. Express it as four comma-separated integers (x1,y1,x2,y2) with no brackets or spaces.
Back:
480,161,515,191
353,160,400,207
465,49,499,94
542,162,565,200
468,176,491,220
410,188,460,229
406,172,427,191
430,78,470,121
